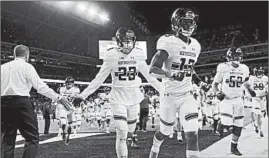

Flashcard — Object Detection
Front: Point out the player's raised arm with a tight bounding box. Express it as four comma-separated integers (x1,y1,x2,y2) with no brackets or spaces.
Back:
79,61,111,100
138,60,163,92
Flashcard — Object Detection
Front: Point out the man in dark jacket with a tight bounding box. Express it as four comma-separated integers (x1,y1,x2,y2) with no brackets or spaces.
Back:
42,99,52,134
139,87,151,132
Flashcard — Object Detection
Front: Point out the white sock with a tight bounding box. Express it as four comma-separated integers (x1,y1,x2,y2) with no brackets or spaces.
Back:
186,150,199,158
151,135,164,153
116,130,128,158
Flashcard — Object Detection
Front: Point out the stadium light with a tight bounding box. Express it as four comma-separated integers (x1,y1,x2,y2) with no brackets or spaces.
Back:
56,1,74,11
77,2,87,12
100,12,109,21
88,7,97,16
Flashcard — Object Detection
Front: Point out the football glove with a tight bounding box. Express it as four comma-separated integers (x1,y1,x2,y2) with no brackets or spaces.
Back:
216,91,225,101
57,96,74,113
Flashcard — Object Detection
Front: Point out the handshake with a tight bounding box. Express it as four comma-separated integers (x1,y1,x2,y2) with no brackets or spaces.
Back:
56,93,85,113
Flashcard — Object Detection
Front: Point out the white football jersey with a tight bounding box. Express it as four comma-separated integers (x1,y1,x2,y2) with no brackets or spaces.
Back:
249,75,268,97
87,102,95,112
213,62,249,99
59,86,80,104
101,101,111,110
156,34,201,94
80,47,162,105
205,87,216,101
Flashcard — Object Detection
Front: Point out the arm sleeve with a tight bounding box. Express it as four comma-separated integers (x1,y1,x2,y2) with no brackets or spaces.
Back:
26,65,59,101
80,61,111,100
138,60,163,93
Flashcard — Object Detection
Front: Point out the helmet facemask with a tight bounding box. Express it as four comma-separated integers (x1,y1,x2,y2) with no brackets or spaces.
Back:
255,68,264,78
172,9,198,37
226,48,243,66
66,81,74,89
116,29,136,55
119,38,135,54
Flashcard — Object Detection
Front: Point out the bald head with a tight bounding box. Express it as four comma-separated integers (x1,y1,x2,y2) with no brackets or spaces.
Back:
14,45,30,61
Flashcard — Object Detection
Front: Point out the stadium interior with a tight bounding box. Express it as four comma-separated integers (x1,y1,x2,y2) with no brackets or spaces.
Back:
1,1,268,158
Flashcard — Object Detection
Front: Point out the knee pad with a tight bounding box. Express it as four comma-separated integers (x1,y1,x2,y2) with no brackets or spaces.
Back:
116,128,128,142
232,126,242,137
127,121,137,133
60,118,67,125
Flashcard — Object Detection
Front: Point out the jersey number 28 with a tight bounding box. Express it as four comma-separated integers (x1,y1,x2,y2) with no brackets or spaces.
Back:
118,66,137,81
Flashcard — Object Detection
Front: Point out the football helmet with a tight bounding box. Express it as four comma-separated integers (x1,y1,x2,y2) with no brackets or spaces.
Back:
254,66,264,78
226,47,243,66
65,76,75,89
115,27,136,54
171,8,199,37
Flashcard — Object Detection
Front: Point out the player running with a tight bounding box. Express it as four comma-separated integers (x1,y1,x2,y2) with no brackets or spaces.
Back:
148,8,206,158
212,47,256,156
58,76,80,145
85,100,96,128
248,66,268,137
73,27,162,158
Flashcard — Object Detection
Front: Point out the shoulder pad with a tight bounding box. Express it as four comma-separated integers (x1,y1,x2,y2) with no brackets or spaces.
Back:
163,34,174,37
104,47,118,61
107,47,117,52
216,63,229,73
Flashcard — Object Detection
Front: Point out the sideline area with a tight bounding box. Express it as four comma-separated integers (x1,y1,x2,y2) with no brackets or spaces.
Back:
200,116,268,157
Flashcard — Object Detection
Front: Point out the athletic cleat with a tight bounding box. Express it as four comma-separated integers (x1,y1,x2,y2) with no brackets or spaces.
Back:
177,136,183,142
254,125,259,134
231,147,242,156
106,129,110,134
260,131,264,137
214,131,220,136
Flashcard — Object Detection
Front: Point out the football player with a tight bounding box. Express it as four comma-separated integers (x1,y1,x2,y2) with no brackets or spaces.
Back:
148,8,205,158
73,27,162,158
248,66,268,137
85,99,96,128
203,82,220,135
100,97,112,133
212,47,256,156
58,76,80,145
73,98,84,136
150,93,159,128
192,81,203,130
